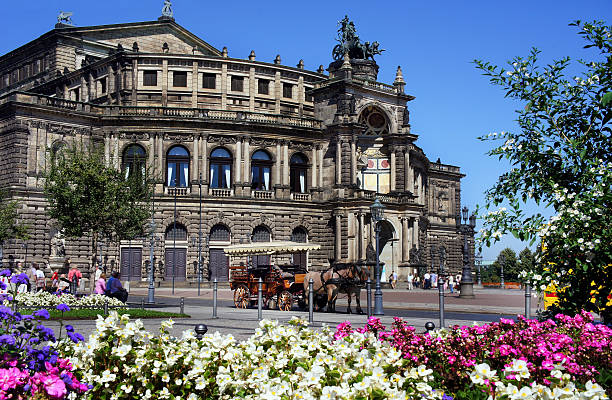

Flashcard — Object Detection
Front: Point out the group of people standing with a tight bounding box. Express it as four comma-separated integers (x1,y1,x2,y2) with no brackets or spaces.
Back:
403,271,461,292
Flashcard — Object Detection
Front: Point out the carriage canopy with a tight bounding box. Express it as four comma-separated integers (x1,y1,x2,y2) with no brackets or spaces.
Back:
223,241,320,256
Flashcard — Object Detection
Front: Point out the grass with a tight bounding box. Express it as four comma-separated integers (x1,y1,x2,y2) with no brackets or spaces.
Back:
20,308,191,320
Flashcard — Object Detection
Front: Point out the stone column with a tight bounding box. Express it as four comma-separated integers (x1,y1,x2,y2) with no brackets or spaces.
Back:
148,134,154,169
104,132,110,166
390,149,396,192
311,146,317,189
318,147,323,188
114,134,119,169
350,139,357,186
192,62,198,108
221,62,227,109
274,142,281,186
234,138,242,184
411,217,419,249
243,138,250,185
335,213,342,261
401,217,409,262
161,59,168,107
404,149,411,192
157,133,164,178
282,141,289,186
201,135,208,182
358,213,365,260
193,135,199,182
335,139,342,185
132,58,138,106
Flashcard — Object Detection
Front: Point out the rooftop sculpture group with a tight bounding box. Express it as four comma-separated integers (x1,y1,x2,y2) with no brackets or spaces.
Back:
332,16,384,61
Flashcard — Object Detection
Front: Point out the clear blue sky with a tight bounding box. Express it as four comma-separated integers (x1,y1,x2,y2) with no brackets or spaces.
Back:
2,1,610,260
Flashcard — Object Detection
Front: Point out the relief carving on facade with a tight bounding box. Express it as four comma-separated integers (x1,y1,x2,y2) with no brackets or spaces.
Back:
208,135,237,145
119,132,150,140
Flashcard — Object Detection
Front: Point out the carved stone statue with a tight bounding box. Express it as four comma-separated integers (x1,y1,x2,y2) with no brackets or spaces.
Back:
332,16,384,61
161,0,173,18
50,231,65,258
57,11,73,25
366,242,376,263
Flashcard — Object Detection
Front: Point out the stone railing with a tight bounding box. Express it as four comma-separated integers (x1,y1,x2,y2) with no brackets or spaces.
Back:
291,193,311,201
210,188,232,197
2,92,323,130
353,78,398,95
430,163,461,174
361,190,415,205
252,190,274,200
165,187,190,196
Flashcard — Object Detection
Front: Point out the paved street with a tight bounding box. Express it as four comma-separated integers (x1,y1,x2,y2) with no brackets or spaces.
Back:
45,286,542,341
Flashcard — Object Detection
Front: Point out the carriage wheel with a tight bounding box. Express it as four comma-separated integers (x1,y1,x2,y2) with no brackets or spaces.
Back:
278,291,293,311
233,285,250,309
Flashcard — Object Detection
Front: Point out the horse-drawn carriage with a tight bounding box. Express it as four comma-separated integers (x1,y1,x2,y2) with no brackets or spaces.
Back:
225,241,321,311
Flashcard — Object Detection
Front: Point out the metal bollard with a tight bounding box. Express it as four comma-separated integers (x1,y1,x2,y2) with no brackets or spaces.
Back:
257,277,263,321
525,283,531,319
438,276,445,329
212,278,218,319
308,278,314,324
179,297,185,315
424,321,435,334
194,323,208,339
103,299,108,316
366,279,372,318
141,299,145,310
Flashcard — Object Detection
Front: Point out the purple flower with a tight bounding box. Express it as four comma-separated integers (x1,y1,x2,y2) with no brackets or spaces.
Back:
0,281,6,290
0,269,11,277
0,334,15,346
33,309,50,320
9,273,28,285
36,325,56,342
67,331,84,343
56,304,70,312
65,325,74,333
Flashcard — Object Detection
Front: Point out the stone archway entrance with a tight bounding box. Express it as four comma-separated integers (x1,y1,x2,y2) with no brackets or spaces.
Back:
376,220,396,282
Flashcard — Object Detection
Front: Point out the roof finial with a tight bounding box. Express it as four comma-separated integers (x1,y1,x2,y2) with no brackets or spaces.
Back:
274,55,281,65
249,50,256,61
160,0,174,20
394,65,406,93
56,11,74,27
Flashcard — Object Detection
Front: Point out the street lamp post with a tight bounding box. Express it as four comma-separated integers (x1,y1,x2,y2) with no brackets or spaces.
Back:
370,198,385,316
459,206,477,298
147,190,156,304
475,251,483,287
198,173,203,296
438,245,446,328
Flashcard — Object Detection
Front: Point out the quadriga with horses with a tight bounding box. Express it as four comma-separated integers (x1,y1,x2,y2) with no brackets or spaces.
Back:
303,263,369,313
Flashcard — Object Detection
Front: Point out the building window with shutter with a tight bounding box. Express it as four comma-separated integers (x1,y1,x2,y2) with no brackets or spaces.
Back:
257,79,269,95
231,76,243,92
283,83,293,99
173,71,187,87
100,77,107,94
202,73,216,89
143,70,157,86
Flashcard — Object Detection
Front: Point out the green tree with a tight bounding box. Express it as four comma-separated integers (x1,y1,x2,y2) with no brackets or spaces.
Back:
492,248,519,282
474,20,611,321
518,248,535,273
0,191,29,268
44,143,153,284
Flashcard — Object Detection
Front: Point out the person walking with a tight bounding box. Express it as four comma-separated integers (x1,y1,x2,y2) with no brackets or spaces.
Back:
448,275,455,293
34,264,46,292
390,271,398,289
25,263,36,292
424,272,431,289
94,273,107,295
50,270,59,290
67,265,82,294
407,273,414,290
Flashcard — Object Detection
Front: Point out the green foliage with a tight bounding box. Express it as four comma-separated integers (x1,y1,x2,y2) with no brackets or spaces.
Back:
0,191,29,244
44,143,153,273
492,248,520,281
518,247,535,272
474,20,612,321
20,308,190,320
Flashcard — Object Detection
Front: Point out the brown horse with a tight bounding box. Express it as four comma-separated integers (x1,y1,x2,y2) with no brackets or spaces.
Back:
326,263,369,314
303,267,340,312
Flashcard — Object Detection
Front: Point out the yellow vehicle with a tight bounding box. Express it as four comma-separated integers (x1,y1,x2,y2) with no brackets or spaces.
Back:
543,283,559,309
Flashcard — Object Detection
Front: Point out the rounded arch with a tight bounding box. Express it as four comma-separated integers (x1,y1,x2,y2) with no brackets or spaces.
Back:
251,149,272,160
209,146,232,189
50,140,68,164
291,226,308,243
290,152,308,164
122,143,146,180
358,104,390,135
251,149,273,191
166,145,190,187
165,223,188,241
252,224,272,242
209,223,231,242
376,219,398,283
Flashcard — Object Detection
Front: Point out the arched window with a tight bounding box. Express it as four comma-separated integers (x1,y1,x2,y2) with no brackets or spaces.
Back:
165,223,188,241
252,225,271,268
209,147,232,189
252,225,271,242
210,224,231,242
251,150,272,191
167,145,190,187
291,227,307,243
358,106,389,135
122,144,146,180
290,153,308,193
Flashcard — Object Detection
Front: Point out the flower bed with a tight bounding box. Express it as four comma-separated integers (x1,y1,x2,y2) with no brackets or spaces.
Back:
11,291,126,309
57,311,611,399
